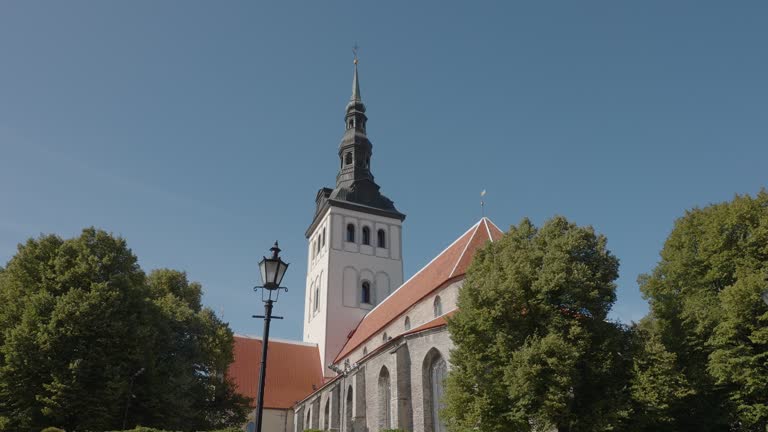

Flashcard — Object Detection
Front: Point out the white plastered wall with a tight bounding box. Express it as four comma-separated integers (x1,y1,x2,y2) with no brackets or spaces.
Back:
303,205,404,374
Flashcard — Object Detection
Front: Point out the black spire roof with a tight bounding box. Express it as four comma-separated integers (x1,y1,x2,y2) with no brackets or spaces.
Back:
306,57,405,237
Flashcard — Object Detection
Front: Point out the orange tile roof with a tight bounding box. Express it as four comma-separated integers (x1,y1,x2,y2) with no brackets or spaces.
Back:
333,218,504,363
228,335,324,409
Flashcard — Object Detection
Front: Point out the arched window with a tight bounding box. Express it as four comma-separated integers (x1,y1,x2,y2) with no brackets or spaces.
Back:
382,332,388,342
433,296,443,317
306,406,312,429
346,224,355,242
363,347,368,356
362,226,371,245
361,281,371,304
324,399,330,430
345,386,354,432
404,316,411,330
377,229,386,248
345,152,353,165
378,367,392,429
313,285,320,312
423,349,448,432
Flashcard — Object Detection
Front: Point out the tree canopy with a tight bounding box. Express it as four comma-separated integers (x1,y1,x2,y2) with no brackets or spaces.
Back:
633,190,768,431
0,228,250,432
444,216,632,432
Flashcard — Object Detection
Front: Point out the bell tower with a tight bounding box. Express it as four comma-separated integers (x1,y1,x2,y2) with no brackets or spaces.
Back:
303,55,405,374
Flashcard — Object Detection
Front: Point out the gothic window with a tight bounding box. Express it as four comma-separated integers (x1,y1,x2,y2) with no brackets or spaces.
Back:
423,348,448,432
306,407,312,429
382,332,388,342
313,285,320,312
377,229,386,248
362,226,371,245
324,399,330,430
430,355,448,432
433,296,443,317
346,224,355,242
345,152,353,165
379,367,392,429
361,281,371,304
345,386,354,432
404,316,411,331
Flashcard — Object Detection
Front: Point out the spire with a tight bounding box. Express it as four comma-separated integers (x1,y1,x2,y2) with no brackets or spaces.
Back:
351,55,361,102
346,49,366,115
305,52,405,237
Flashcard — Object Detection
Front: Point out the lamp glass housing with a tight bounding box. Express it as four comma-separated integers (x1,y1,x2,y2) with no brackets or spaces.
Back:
259,255,289,289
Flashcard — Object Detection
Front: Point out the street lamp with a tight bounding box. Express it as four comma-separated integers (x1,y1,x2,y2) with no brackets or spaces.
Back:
253,241,289,432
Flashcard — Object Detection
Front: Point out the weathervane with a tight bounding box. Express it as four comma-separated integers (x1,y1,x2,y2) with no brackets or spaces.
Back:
353,42,359,64
481,189,487,217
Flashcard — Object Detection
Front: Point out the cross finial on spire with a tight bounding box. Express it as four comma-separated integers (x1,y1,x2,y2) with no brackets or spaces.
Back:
353,42,359,65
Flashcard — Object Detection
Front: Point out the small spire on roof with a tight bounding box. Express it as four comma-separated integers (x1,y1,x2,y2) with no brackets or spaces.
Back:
351,43,362,102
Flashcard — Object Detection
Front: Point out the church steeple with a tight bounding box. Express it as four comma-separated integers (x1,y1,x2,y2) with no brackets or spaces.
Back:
306,54,405,238
302,54,406,373
338,56,373,186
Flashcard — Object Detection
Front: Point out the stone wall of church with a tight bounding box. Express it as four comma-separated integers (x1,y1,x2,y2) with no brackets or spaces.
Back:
293,326,453,432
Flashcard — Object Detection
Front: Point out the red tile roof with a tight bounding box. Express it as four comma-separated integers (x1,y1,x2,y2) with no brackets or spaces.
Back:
228,335,324,409
333,218,503,363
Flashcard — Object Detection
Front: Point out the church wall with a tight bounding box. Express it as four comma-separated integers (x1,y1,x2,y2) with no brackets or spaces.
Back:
405,329,453,432
314,206,404,373
293,326,453,432
304,210,332,373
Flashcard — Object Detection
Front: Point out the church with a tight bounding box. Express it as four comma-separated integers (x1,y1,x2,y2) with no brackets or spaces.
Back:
227,58,504,432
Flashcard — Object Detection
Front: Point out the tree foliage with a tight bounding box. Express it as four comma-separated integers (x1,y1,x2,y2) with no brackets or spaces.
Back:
0,228,250,432
444,216,631,432
634,190,768,431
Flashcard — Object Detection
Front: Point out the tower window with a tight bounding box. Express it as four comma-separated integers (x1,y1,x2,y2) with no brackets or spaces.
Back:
404,316,411,330
345,152,353,165
321,228,326,247
434,296,443,317
362,226,371,245
346,224,355,242
313,285,320,312
366,157,370,168
377,229,386,248
361,281,371,304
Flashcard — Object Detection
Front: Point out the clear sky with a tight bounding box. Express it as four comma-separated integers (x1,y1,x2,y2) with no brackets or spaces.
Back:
1,1,766,340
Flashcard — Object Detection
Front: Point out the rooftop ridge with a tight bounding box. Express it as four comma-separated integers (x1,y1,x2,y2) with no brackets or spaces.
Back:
449,222,481,278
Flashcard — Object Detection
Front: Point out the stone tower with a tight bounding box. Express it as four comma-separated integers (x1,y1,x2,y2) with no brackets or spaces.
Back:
303,57,405,374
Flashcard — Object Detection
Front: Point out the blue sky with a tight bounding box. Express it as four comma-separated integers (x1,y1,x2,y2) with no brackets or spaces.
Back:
1,1,766,340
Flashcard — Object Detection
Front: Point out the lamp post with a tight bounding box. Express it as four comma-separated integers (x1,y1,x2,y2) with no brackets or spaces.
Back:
253,241,289,432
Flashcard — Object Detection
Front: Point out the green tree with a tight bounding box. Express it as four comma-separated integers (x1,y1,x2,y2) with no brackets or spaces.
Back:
634,190,768,431
444,216,632,432
0,228,249,431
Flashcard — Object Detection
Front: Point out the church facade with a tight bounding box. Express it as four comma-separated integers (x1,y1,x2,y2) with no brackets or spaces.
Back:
228,59,503,432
